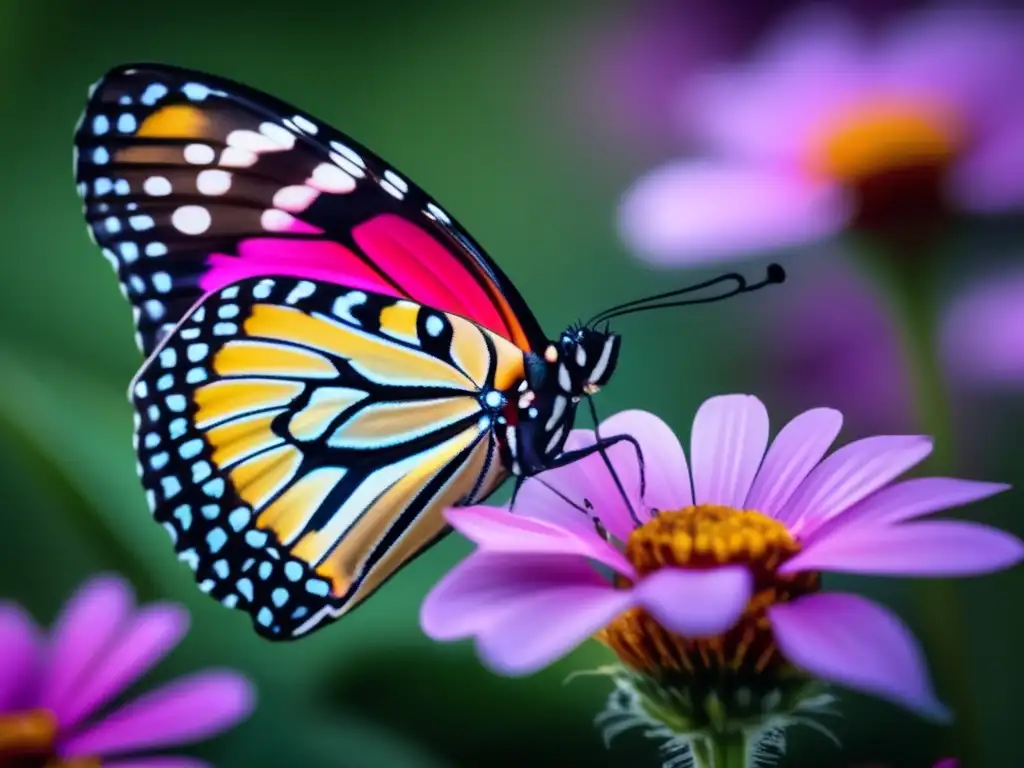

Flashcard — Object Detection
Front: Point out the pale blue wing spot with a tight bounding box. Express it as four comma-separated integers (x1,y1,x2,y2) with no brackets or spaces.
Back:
236,578,254,601
207,527,227,553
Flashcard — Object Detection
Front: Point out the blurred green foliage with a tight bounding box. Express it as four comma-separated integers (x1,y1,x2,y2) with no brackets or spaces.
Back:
0,1,1020,766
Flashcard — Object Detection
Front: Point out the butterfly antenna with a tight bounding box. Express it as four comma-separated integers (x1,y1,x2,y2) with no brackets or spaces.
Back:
587,263,785,327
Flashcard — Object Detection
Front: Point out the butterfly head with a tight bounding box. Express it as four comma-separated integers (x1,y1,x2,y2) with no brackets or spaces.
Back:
553,324,621,396
508,326,621,475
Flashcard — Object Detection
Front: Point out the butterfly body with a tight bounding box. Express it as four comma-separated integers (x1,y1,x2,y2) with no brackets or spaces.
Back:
75,63,623,638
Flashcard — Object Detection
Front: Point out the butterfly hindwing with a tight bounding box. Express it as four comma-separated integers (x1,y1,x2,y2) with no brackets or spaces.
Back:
74,63,545,357
131,275,521,638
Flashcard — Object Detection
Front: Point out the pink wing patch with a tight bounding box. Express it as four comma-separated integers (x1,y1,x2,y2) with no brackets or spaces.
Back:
201,214,516,342
353,214,511,339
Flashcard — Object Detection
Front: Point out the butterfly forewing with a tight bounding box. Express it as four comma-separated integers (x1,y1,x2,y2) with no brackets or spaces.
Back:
131,275,519,638
74,63,545,357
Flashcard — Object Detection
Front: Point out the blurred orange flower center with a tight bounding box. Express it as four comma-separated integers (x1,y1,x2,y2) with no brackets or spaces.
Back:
0,710,99,768
597,505,819,682
809,97,963,184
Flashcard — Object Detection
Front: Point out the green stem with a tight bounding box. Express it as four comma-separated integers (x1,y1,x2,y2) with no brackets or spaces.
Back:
692,731,747,768
853,234,982,767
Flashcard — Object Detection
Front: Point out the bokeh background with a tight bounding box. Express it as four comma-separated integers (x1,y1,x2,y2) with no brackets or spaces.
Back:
0,0,1020,766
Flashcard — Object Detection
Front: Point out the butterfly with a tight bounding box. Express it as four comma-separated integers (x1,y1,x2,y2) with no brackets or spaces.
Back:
73,63,784,640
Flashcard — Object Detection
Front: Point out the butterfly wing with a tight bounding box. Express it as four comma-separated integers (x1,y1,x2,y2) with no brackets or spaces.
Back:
74,63,546,358
131,275,524,638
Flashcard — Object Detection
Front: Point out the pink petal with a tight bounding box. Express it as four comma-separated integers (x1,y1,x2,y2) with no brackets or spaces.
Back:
421,552,614,642
61,671,254,758
474,579,633,676
0,604,39,710
42,575,134,712
769,593,949,721
617,160,849,265
745,408,844,517
444,506,634,577
105,759,211,768
690,394,770,508
59,604,190,729
633,566,751,637
953,118,1024,212
598,409,693,512
781,521,1023,577
780,435,934,535
808,478,1010,540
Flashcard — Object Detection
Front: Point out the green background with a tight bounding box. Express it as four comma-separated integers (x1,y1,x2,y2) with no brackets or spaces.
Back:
0,1,1020,766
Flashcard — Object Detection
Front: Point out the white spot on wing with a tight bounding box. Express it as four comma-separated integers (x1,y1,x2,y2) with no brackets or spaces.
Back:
144,176,172,196
310,163,356,194
172,205,212,235
184,144,215,164
196,169,232,196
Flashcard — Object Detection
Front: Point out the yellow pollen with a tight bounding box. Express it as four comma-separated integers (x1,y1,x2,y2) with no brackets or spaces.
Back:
597,505,819,683
0,709,101,768
808,97,962,184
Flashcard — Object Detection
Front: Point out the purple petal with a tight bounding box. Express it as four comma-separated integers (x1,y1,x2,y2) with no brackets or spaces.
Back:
769,593,950,721
781,520,1023,577
421,551,614,642
105,759,211,768
61,671,254,758
690,394,770,508
59,604,190,730
474,579,632,676
941,266,1024,386
879,7,1024,123
954,118,1024,212
808,477,1010,540
682,5,869,163
0,604,40,710
932,760,958,768
42,575,134,712
618,160,848,265
598,410,693,513
444,506,633,577
745,408,844,517
780,435,933,535
634,566,751,637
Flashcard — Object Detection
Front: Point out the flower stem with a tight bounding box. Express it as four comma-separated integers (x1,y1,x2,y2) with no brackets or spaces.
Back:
692,730,747,768
853,233,983,767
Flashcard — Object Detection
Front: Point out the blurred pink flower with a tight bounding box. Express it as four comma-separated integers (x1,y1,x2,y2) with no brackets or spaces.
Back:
618,5,1024,265
941,264,1024,387
421,397,1021,719
0,574,254,768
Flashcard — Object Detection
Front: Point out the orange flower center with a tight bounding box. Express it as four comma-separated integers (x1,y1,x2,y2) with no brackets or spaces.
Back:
597,505,819,684
806,97,963,233
0,710,100,768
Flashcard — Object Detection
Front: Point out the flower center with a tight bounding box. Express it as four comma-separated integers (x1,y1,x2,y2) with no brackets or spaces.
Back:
597,505,819,686
0,710,100,768
806,97,963,233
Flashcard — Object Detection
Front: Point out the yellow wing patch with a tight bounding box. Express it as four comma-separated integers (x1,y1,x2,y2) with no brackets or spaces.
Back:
244,304,474,390
194,378,304,429
331,397,481,449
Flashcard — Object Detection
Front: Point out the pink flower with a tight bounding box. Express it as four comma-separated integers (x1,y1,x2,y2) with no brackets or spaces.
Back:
421,396,1022,720
0,574,254,768
941,264,1024,388
618,5,1024,265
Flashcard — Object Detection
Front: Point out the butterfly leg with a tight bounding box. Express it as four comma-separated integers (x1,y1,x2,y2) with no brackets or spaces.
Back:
584,395,648,501
538,433,648,526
